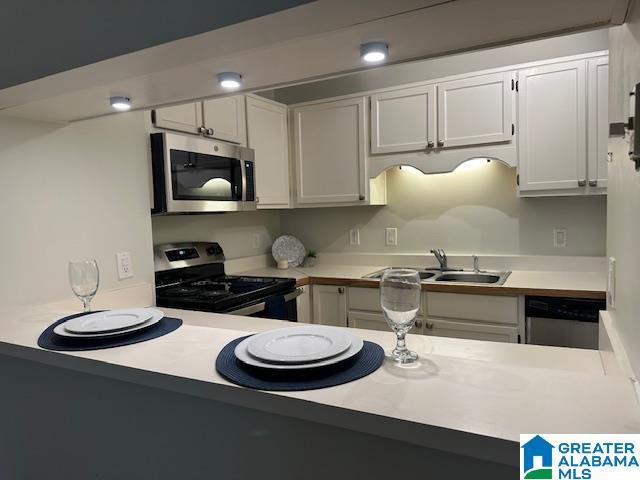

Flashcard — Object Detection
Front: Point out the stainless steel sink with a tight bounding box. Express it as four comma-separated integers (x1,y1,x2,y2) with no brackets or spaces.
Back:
363,267,511,285
363,268,437,280
435,272,502,284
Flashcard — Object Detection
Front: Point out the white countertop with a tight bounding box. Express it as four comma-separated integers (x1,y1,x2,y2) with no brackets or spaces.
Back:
235,264,606,295
0,304,637,466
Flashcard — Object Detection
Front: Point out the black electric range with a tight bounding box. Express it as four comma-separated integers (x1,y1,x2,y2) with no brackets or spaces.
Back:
154,242,299,321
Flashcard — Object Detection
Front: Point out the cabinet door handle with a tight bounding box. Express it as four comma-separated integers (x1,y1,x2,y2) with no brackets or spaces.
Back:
197,126,206,134
589,180,597,187
206,128,214,136
437,140,444,147
427,141,434,148
578,179,586,187
415,319,423,329
358,194,365,201
338,287,344,294
425,321,434,330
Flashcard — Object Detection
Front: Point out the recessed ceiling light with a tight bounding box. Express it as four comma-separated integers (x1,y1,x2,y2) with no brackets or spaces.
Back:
109,96,131,111
360,42,389,63
217,72,242,90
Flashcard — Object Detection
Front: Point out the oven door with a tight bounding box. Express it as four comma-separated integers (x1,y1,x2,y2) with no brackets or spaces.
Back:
152,132,256,213
228,288,302,322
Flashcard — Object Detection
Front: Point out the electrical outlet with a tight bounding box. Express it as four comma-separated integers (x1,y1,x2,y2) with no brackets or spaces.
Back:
553,228,567,248
349,228,360,246
253,233,261,249
385,227,398,246
116,252,134,280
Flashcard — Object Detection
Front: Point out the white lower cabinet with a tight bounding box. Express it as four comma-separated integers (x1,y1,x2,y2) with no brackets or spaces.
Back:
312,285,347,327
296,285,312,323
347,287,424,334
424,318,518,343
425,292,519,343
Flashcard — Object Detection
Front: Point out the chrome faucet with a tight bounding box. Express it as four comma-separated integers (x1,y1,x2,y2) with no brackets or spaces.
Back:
430,249,448,270
472,254,480,273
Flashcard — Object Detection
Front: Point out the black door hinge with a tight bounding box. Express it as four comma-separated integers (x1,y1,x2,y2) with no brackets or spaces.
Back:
511,123,515,135
516,173,520,186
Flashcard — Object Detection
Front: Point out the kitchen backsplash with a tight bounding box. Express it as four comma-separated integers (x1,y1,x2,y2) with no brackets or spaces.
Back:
153,161,606,258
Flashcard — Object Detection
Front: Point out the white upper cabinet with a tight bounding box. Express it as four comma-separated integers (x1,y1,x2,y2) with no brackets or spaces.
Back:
292,96,367,205
246,96,291,209
517,60,587,193
370,85,436,154
152,103,203,135
201,95,247,145
436,72,514,148
587,56,609,190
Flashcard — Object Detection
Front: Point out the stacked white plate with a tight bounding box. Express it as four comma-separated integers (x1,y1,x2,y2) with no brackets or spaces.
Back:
53,308,164,338
235,325,363,370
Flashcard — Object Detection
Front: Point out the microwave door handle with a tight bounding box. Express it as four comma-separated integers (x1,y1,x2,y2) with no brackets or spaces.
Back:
241,161,247,202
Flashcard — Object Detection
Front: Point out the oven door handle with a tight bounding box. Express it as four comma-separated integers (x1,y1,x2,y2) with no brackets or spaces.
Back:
228,288,303,316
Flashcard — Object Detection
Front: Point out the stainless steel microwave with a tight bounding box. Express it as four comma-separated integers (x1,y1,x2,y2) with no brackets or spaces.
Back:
150,132,256,214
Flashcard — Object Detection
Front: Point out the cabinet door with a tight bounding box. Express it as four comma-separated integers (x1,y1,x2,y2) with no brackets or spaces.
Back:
312,285,347,327
587,56,609,189
425,317,518,343
202,95,247,145
153,103,203,135
518,60,587,192
246,96,291,208
349,311,422,334
296,285,312,324
370,85,436,154
293,97,367,204
436,72,514,148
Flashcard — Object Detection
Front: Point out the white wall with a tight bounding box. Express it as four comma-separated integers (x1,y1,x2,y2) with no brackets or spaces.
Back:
607,5,640,378
280,163,607,256
152,211,281,259
0,112,154,306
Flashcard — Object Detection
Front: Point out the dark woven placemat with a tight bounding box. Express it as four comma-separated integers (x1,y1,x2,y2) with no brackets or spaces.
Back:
216,335,385,391
38,311,182,351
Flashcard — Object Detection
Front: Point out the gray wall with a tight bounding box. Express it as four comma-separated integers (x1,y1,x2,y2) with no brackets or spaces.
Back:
152,211,281,259
263,29,609,104
1,0,312,89
0,112,154,306
280,163,607,256
0,354,516,479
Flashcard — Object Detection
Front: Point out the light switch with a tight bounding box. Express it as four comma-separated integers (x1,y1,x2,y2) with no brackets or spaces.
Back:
349,228,360,246
385,228,398,246
553,228,567,248
116,252,134,280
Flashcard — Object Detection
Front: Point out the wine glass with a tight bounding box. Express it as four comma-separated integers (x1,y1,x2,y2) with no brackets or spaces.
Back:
380,268,421,364
68,260,99,312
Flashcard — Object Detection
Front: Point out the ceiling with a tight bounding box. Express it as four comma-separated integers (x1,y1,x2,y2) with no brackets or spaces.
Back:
1,0,313,89
0,0,630,123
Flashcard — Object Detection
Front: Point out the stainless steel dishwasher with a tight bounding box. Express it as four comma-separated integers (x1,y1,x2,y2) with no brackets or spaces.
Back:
525,296,606,349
